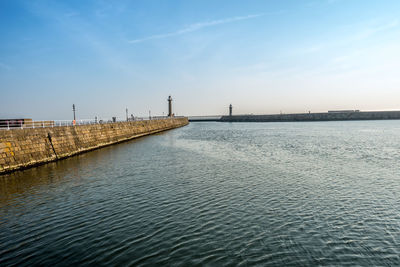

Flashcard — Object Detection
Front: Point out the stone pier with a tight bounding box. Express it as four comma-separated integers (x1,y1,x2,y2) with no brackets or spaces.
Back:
0,117,189,174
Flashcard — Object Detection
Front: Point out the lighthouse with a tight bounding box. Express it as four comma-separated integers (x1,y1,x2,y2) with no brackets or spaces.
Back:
229,104,232,116
168,95,173,117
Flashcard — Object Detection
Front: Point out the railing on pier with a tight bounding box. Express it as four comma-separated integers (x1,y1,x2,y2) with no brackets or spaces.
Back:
0,116,185,130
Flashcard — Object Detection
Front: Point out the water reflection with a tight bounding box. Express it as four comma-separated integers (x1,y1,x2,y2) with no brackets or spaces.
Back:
0,136,153,206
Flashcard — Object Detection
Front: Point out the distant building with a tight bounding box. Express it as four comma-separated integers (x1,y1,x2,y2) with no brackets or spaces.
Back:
0,119,54,128
0,118,29,128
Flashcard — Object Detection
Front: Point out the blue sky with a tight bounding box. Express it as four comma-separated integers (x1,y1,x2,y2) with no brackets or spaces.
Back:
1,0,400,120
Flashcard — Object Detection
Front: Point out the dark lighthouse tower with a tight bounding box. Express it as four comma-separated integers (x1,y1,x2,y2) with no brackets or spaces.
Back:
229,104,232,116
168,95,173,117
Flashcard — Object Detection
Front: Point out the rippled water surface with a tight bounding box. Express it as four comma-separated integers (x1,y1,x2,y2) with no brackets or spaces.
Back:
1,121,400,266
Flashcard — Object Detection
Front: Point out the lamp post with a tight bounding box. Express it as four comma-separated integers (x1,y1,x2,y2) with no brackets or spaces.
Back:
72,104,76,120
72,104,76,125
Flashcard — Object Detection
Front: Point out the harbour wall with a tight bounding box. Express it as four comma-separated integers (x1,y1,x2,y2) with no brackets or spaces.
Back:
0,117,188,175
220,111,400,122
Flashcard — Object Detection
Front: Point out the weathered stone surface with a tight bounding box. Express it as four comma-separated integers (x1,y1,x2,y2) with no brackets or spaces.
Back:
0,118,188,174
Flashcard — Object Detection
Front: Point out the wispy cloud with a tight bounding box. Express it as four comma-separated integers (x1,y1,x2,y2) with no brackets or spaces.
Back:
128,14,264,44
326,0,341,4
0,62,11,70
22,1,136,74
352,19,398,40
64,11,79,18
302,19,399,54
307,0,342,8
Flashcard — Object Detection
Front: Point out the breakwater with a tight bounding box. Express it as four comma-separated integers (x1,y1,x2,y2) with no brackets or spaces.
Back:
0,117,188,174
220,110,400,122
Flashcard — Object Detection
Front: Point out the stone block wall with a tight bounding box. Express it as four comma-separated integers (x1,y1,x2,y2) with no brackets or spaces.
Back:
0,117,188,174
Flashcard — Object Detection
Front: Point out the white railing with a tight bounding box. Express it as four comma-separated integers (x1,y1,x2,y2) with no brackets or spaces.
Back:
0,116,184,130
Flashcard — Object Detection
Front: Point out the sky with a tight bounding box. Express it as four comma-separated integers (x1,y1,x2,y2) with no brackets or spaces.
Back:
1,0,400,120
